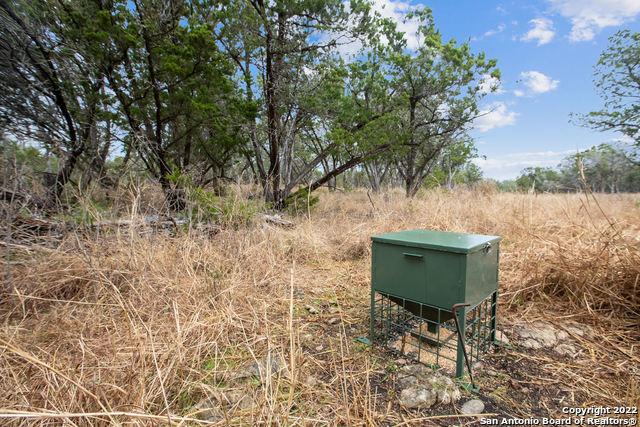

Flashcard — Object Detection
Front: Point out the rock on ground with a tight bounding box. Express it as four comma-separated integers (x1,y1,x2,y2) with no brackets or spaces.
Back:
303,375,318,387
396,364,461,408
231,354,289,382
304,304,319,314
554,343,577,357
399,386,437,409
193,389,255,421
260,213,294,228
515,321,559,347
563,321,594,338
193,398,223,422
194,354,290,420
511,320,586,356
460,399,485,415
495,330,509,345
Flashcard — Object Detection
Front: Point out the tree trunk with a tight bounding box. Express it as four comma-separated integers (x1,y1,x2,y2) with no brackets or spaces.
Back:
183,132,192,170
364,158,389,193
263,13,284,208
405,176,420,198
160,176,186,211
244,44,267,187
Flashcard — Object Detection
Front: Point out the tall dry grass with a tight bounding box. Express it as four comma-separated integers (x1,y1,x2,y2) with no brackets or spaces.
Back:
1,187,638,424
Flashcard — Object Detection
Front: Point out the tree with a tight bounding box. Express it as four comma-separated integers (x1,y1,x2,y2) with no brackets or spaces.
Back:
431,135,480,189
511,144,640,193
213,0,379,208
292,9,498,199
0,0,118,203
575,30,640,150
210,3,498,205
104,0,249,209
0,0,503,208
422,137,482,189
560,144,639,193
363,156,392,193
459,162,483,185
515,167,560,192
388,10,499,197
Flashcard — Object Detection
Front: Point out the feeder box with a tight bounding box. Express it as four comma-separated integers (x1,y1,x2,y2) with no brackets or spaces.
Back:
370,229,500,378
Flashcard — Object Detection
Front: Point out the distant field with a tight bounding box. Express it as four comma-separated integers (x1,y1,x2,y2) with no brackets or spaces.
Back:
1,188,638,425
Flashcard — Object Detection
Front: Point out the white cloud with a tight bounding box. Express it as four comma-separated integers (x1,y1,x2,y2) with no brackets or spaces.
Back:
484,24,507,38
474,157,558,170
549,0,640,42
331,37,364,59
472,23,507,41
474,149,583,179
478,74,504,95
521,18,555,45
514,89,525,97
369,0,423,50
606,134,635,145
436,102,451,118
474,102,518,132
517,71,559,95
323,0,422,59
504,149,578,159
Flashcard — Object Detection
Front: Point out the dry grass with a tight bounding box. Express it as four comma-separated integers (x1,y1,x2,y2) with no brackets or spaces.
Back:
1,187,639,425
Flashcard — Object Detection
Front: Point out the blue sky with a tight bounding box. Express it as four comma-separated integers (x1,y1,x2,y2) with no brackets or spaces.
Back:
367,0,640,180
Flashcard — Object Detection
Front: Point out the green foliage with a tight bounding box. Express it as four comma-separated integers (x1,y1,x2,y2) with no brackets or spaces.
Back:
62,0,253,200
285,188,320,215
202,359,216,371
1,0,500,204
510,144,640,193
515,167,561,192
574,30,640,147
217,196,259,226
0,0,133,198
167,169,259,224
563,144,640,192
425,136,483,189
57,196,111,226
0,141,49,173
461,163,484,185
359,8,500,196
188,186,222,222
495,179,517,192
176,387,198,410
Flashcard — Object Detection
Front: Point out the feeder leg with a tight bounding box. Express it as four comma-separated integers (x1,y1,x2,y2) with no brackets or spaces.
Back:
370,288,375,344
490,291,497,344
455,305,467,378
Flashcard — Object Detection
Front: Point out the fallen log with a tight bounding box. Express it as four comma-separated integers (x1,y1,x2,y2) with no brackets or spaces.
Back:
260,213,295,228
90,217,220,235
13,215,66,233
0,188,44,209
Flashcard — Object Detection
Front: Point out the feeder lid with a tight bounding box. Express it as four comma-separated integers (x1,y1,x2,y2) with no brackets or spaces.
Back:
371,229,501,254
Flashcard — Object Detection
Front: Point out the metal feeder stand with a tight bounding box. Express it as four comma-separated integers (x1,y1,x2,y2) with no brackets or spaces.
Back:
368,229,501,384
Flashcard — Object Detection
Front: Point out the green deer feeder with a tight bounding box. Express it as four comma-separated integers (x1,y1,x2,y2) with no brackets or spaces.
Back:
368,229,500,385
